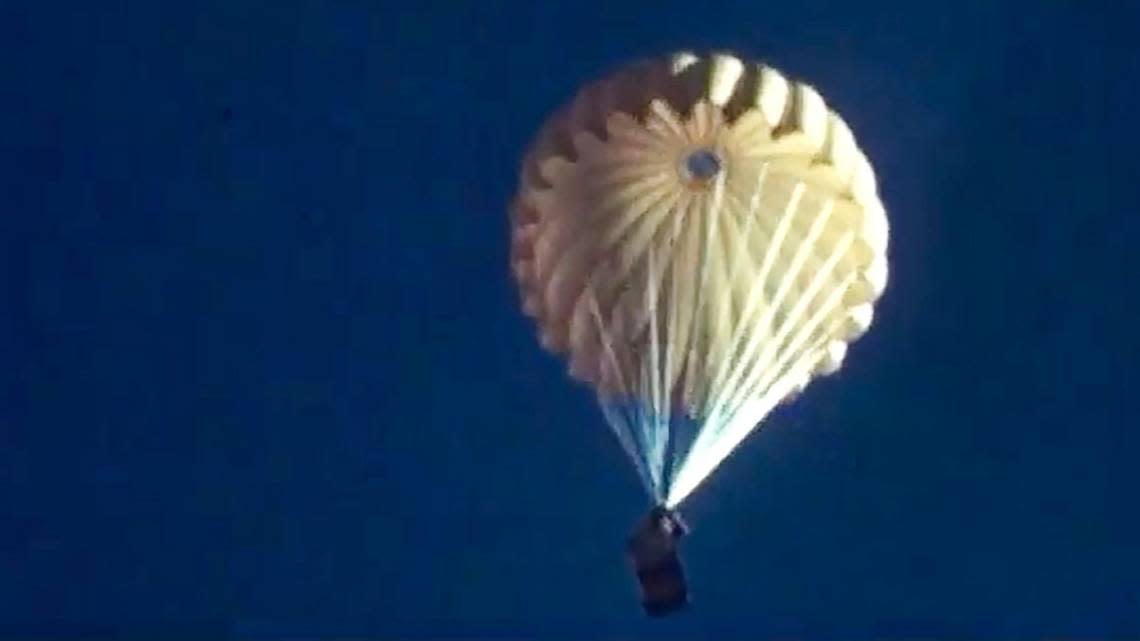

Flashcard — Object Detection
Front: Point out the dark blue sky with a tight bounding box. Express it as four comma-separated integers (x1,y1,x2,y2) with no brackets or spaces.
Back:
3,1,1140,638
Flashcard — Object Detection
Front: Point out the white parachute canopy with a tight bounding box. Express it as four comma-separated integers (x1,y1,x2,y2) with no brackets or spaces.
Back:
510,52,888,507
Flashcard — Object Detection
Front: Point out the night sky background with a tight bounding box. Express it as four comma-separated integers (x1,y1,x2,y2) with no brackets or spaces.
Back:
4,2,1140,639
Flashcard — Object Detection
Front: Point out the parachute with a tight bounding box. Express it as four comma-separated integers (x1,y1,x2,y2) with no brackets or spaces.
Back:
509,51,889,511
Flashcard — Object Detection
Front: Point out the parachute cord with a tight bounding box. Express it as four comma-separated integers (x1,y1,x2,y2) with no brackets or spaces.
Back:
707,268,856,479
662,171,726,493
672,177,805,496
682,169,726,404
669,208,858,506
700,180,804,428
687,163,768,418
659,191,693,491
589,290,658,499
702,192,833,440
644,244,665,494
718,235,855,427
683,311,851,503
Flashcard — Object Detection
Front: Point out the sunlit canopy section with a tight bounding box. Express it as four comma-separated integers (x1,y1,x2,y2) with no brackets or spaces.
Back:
510,52,888,507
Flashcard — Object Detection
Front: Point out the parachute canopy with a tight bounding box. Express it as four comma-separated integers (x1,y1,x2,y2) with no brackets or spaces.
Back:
510,52,888,507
